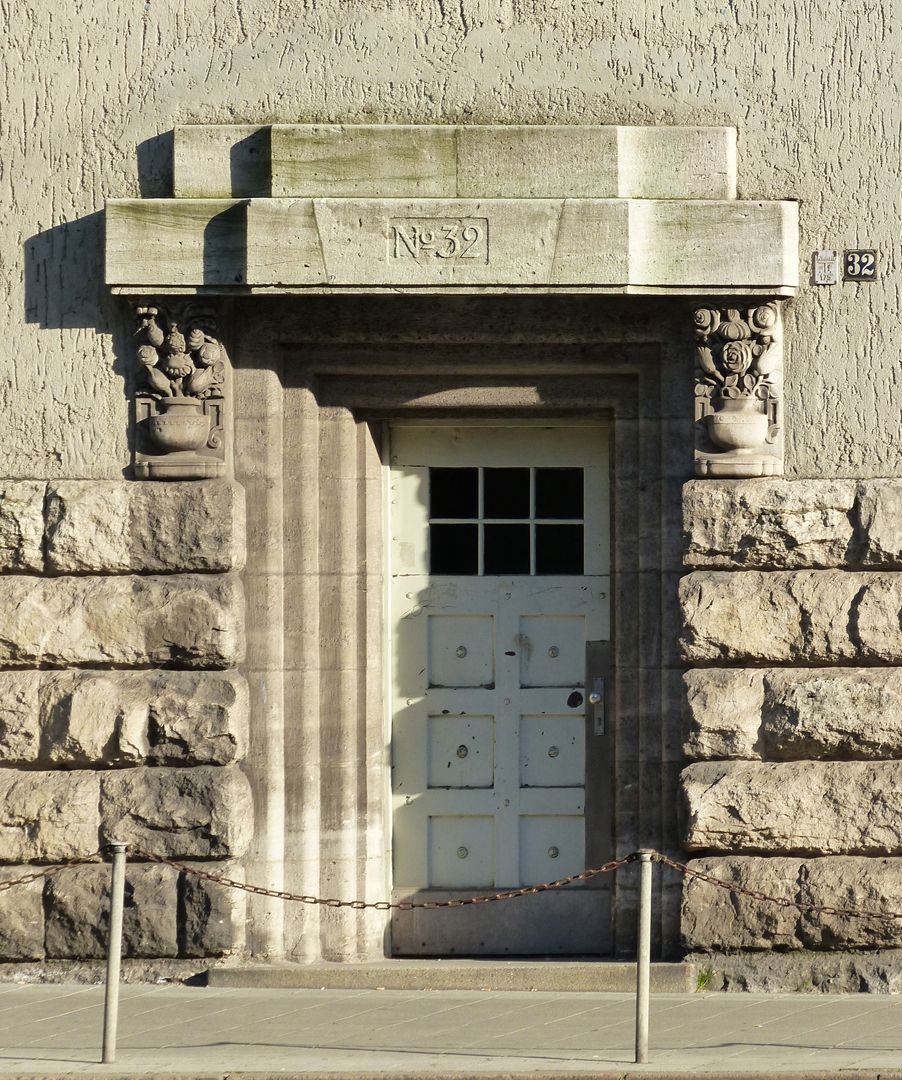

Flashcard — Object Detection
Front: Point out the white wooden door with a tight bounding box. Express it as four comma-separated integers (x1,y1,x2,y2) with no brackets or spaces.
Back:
388,425,611,955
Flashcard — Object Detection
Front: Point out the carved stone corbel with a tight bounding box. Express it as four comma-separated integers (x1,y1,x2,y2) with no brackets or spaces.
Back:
693,302,783,478
132,302,229,479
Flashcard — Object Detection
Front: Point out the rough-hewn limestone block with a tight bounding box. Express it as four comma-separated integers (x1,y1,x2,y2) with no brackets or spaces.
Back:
100,766,252,859
44,863,178,959
0,869,44,959
685,668,902,761
683,669,764,759
0,673,41,764
45,480,246,574
683,480,856,568
0,670,248,767
0,482,44,572
0,575,244,668
859,481,902,566
683,761,902,855
0,770,99,862
683,479,902,570
683,856,902,951
180,862,247,957
680,571,902,664
682,856,801,949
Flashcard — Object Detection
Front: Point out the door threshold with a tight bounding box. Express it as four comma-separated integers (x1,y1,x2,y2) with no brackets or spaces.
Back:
206,959,696,993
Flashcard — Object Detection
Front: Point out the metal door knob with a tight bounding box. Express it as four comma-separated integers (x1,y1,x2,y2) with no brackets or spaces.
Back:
588,691,602,705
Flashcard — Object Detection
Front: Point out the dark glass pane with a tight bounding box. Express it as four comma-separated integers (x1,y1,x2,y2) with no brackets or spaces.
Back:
430,524,478,574
535,525,583,574
430,468,478,518
483,468,529,519
535,468,583,519
484,524,530,574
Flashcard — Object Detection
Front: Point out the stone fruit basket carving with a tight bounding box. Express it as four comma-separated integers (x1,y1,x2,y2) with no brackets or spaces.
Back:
136,305,224,451
694,304,783,473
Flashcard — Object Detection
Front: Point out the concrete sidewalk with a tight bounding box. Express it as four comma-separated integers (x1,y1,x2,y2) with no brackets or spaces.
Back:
1,983,901,1077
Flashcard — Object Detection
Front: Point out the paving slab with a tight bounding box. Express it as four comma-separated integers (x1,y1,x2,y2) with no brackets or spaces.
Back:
0,985,901,1076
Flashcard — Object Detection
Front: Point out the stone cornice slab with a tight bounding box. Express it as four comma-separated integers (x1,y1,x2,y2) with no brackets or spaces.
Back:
106,196,798,295
173,123,739,201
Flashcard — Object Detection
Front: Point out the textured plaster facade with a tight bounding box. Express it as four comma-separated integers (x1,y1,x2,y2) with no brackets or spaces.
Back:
3,1,901,478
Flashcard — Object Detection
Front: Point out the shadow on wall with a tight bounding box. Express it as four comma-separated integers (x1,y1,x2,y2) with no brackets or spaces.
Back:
19,131,181,474
136,130,174,198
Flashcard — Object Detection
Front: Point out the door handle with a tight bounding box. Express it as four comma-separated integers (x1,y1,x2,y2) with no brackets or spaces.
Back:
588,678,605,734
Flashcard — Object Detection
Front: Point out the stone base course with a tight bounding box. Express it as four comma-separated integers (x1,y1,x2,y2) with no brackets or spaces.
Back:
682,856,902,950
0,669,248,767
684,667,902,761
683,478,902,569
45,480,246,574
680,570,902,664
0,574,244,667
682,760,902,855
100,766,252,859
686,949,902,993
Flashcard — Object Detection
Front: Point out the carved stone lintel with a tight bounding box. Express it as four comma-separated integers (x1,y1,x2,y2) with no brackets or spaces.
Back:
132,302,229,480
693,302,784,478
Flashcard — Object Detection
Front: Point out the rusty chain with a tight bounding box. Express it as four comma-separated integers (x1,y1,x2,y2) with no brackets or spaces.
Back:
129,847,638,909
653,852,902,922
5,847,902,925
0,852,104,893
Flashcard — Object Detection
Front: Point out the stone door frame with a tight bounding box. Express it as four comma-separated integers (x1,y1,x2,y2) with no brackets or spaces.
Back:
232,309,683,961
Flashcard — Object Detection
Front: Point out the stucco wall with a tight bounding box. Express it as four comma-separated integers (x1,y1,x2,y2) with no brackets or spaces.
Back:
2,0,899,479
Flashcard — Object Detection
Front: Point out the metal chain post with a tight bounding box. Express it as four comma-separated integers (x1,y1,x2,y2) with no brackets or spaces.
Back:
101,842,128,1065
635,849,653,1065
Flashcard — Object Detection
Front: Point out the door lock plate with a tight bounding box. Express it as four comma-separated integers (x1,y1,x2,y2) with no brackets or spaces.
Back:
585,640,610,736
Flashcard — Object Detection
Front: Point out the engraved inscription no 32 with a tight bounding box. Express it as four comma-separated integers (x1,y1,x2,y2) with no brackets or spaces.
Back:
390,218,489,264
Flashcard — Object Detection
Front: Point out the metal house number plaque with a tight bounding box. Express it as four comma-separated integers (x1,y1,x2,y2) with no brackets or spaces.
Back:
843,250,878,281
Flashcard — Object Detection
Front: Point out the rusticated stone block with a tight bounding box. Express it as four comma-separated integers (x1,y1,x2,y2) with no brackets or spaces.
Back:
0,670,248,767
45,480,246,574
680,571,902,664
682,856,902,951
0,482,44,572
682,760,902,855
0,575,244,668
180,862,247,956
683,479,856,569
100,766,252,859
0,770,99,862
683,669,763,760
859,481,902,566
0,673,41,764
45,863,177,958
0,868,44,959
685,668,902,761
143,672,249,766
681,856,801,949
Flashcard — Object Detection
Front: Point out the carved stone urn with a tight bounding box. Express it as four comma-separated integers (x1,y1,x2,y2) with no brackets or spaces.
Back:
706,396,770,452
148,397,211,453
